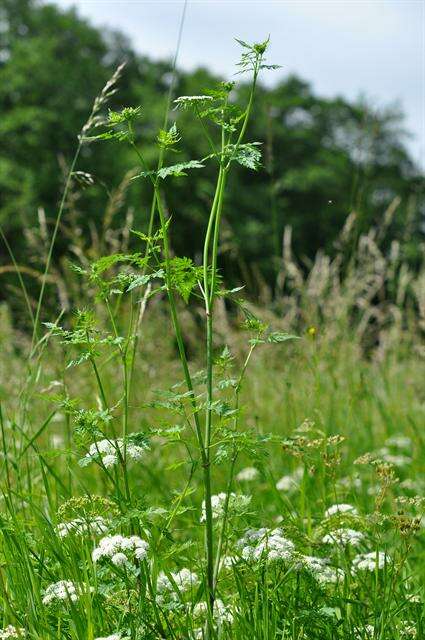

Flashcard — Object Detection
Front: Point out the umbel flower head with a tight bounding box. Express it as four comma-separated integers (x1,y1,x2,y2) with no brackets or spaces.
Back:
322,528,365,547
200,492,251,522
237,527,295,563
324,503,358,518
0,626,25,639
174,95,213,110
155,568,200,611
82,438,148,468
352,551,390,572
300,555,345,584
56,516,109,538
42,580,81,605
92,535,149,566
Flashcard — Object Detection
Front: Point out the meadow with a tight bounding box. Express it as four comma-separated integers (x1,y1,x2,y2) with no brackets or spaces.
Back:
0,38,424,640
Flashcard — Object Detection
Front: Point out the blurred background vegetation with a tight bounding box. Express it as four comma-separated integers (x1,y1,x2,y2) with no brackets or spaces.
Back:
0,0,424,327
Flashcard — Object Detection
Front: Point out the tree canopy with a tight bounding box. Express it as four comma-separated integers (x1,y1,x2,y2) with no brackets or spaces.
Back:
0,0,423,306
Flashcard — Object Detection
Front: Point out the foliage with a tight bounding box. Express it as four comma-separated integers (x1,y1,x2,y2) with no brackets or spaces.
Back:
0,0,423,322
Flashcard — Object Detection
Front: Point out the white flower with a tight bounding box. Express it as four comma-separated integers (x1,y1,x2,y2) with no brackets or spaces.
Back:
174,95,213,109
314,565,345,584
380,453,412,467
0,626,25,639
56,516,109,538
236,467,259,482
84,438,148,468
92,535,149,566
42,580,79,605
385,435,412,450
301,555,330,572
336,475,362,491
102,454,118,468
324,503,358,518
399,621,417,637
156,568,199,609
276,467,303,493
111,553,129,567
237,527,295,563
300,555,344,584
352,551,390,572
322,528,364,547
157,568,199,594
200,493,251,522
193,599,233,625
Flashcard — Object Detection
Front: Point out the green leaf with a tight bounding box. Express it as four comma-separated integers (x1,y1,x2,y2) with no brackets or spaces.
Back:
266,332,300,343
231,143,262,170
157,160,205,179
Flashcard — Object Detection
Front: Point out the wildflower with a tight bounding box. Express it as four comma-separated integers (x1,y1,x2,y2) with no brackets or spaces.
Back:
157,568,199,594
375,447,412,467
42,580,80,605
0,627,25,639
156,569,199,609
83,438,148,468
385,435,412,450
200,493,251,522
300,555,344,584
322,528,364,547
174,95,213,109
355,625,375,639
56,516,109,538
352,551,390,572
399,621,417,637
237,527,295,563
236,467,259,482
324,503,358,518
336,475,362,491
276,467,303,493
92,535,149,565
193,598,234,624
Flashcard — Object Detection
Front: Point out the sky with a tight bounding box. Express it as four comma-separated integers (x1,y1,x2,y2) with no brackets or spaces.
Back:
53,0,424,167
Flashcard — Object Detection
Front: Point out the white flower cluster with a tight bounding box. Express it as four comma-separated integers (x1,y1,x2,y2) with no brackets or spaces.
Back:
237,527,295,563
156,569,199,609
0,627,25,639
399,621,417,638
275,467,303,493
385,435,412,450
174,95,213,109
92,535,149,566
200,493,251,523
95,635,129,640
42,580,80,605
352,551,390,572
375,447,412,467
324,503,358,518
336,475,362,491
301,555,344,584
84,439,148,468
193,599,234,639
236,467,259,482
355,624,375,639
322,528,364,547
56,516,109,538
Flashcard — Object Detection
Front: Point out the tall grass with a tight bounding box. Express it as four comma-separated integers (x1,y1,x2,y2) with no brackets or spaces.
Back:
0,38,424,640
